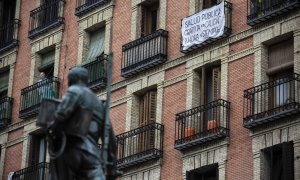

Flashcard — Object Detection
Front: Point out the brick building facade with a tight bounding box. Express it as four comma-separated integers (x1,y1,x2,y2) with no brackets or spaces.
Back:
0,0,300,179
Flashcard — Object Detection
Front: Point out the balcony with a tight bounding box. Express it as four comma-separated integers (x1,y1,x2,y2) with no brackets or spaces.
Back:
174,99,230,150
82,54,107,91
12,162,49,180
75,0,111,16
181,1,232,53
247,0,300,26
116,123,164,169
0,20,20,54
121,29,168,78
244,73,300,129
28,0,64,39
19,77,60,119
0,97,13,129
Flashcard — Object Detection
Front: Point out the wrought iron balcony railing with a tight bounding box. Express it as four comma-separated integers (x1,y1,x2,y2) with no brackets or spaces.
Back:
0,97,13,129
19,77,60,119
75,0,111,16
247,0,300,26
175,99,230,150
0,20,20,54
121,29,168,78
12,162,49,180
181,1,232,53
82,54,107,91
116,123,164,169
28,0,64,39
243,73,300,128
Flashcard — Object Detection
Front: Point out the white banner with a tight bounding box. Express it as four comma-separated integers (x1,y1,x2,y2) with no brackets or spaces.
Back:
181,1,225,51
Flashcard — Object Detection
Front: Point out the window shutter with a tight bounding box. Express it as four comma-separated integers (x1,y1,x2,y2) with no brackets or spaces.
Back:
29,136,39,165
268,39,294,74
141,5,146,37
41,51,55,68
149,90,157,123
200,66,206,105
212,67,221,100
139,90,157,126
139,92,149,126
85,28,105,62
0,70,9,93
282,142,294,180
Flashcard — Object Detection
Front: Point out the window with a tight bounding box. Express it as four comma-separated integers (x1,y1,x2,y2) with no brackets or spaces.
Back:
197,65,221,130
262,142,294,180
138,90,157,152
0,0,16,27
29,134,47,165
84,28,105,63
267,39,294,108
0,68,9,99
140,1,159,37
186,164,218,180
39,0,59,24
198,0,220,10
39,50,55,78
199,66,221,105
0,0,16,49
139,90,157,126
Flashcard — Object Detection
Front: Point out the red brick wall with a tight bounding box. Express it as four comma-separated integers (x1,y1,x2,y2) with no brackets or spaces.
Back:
58,0,79,94
166,0,189,60
231,0,250,34
7,129,23,142
11,0,35,123
230,36,253,54
111,0,131,83
227,54,254,180
110,103,126,136
165,64,186,81
3,143,23,179
160,81,187,180
111,88,126,102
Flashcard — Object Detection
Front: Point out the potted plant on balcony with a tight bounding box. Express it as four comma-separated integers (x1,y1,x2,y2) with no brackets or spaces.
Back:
184,127,196,140
207,119,218,133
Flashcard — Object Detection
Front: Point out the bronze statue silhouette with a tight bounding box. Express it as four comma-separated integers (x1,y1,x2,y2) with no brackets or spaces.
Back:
38,66,120,180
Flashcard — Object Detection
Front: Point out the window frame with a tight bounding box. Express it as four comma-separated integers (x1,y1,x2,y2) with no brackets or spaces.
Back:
261,142,294,180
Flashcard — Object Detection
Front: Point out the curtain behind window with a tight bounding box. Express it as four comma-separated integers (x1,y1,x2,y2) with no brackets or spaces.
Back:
85,28,105,63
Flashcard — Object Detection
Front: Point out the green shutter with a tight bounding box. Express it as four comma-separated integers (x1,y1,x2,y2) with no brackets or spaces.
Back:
85,28,105,62
0,71,9,92
41,51,55,68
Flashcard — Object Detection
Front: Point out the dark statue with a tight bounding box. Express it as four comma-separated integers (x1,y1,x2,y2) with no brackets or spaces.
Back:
38,67,120,180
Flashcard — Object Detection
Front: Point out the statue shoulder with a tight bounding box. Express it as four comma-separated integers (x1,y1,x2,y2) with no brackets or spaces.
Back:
67,85,84,95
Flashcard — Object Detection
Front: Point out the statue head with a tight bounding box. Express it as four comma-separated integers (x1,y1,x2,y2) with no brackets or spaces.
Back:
68,67,88,86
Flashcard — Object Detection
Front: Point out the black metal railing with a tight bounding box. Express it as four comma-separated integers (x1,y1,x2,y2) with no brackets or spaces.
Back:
116,123,164,169
82,54,107,91
121,29,168,78
0,97,13,129
244,73,300,128
75,0,111,16
12,162,49,180
0,19,20,54
247,0,300,26
29,0,64,39
181,1,232,53
19,77,60,119
175,99,230,150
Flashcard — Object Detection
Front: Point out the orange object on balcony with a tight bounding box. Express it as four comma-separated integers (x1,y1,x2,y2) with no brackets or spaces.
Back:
184,128,195,137
207,120,217,130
